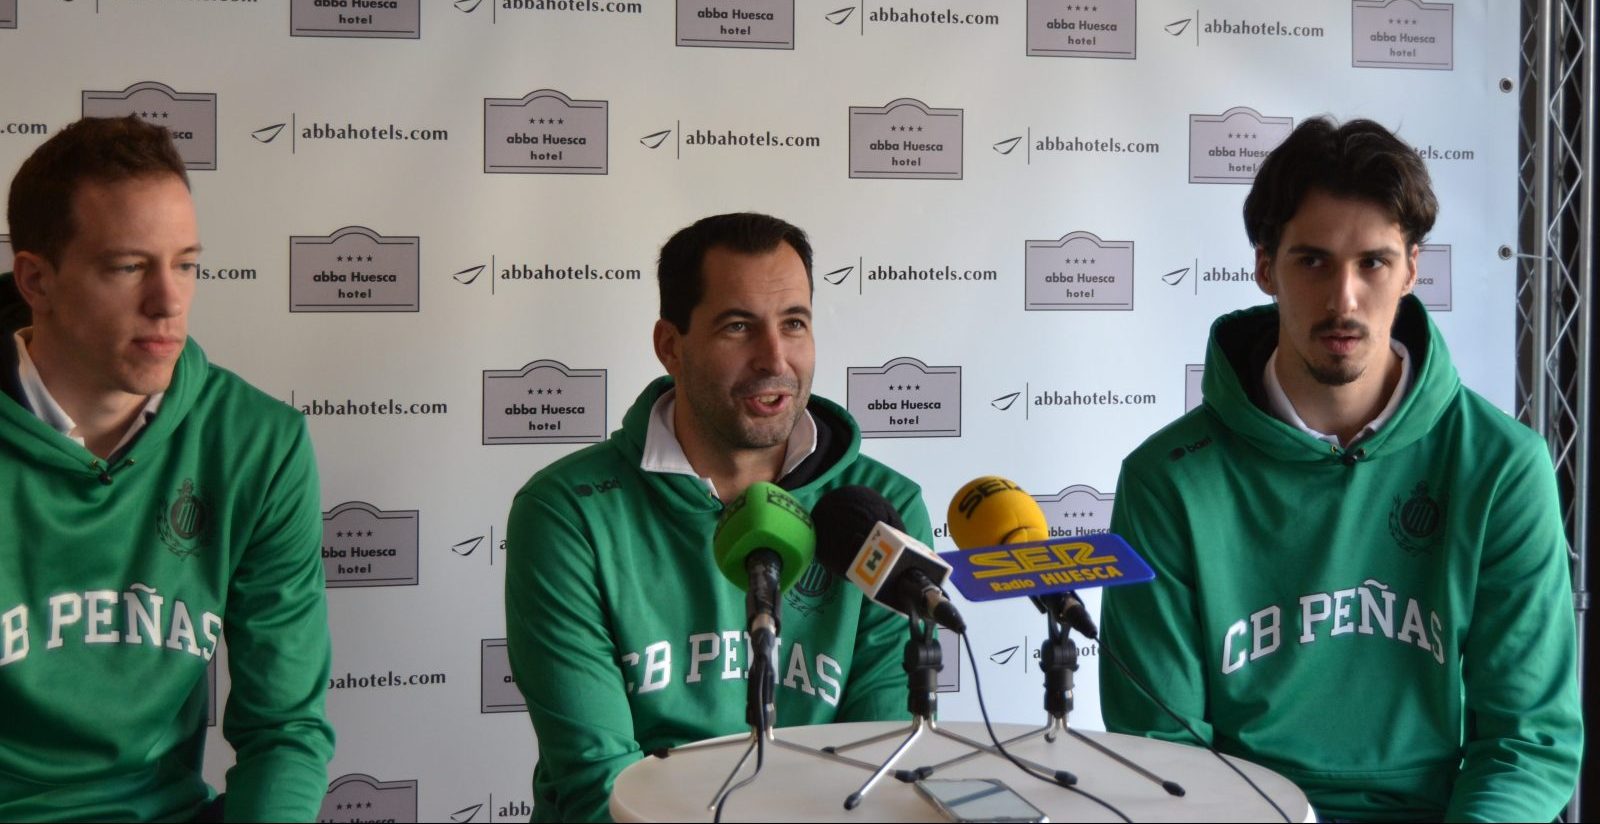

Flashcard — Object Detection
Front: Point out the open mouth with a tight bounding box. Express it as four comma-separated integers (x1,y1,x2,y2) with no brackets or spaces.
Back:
743,393,789,415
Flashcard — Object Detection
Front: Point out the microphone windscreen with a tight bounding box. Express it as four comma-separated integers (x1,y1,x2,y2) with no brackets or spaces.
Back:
811,486,905,576
712,481,816,592
947,476,1050,549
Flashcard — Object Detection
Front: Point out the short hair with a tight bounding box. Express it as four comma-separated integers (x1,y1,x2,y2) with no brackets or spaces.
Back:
656,212,814,332
1243,117,1437,254
7,116,190,266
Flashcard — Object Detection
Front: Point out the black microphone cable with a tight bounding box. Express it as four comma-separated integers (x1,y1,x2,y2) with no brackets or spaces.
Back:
961,633,1134,823
712,653,773,823
1097,638,1291,823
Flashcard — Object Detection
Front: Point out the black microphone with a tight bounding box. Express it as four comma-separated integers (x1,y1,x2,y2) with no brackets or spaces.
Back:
811,486,966,634
1038,591,1098,641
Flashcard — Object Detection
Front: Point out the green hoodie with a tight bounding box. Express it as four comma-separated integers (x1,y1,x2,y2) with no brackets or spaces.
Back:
0,273,335,822
505,377,928,823
1099,296,1581,822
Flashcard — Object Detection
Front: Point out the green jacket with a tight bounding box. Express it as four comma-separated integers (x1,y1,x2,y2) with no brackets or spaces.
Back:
0,273,334,822
1100,296,1581,822
505,377,928,822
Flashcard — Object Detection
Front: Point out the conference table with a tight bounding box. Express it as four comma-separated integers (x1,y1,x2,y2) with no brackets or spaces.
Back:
611,720,1312,822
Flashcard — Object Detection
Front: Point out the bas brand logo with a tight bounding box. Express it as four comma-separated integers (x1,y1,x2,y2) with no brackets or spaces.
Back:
1167,434,1214,461
156,479,211,558
575,477,621,497
1389,481,1447,556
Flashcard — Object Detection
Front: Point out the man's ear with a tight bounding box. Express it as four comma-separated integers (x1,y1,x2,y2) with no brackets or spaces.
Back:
12,252,55,316
1401,243,1419,295
653,318,682,378
1254,246,1276,297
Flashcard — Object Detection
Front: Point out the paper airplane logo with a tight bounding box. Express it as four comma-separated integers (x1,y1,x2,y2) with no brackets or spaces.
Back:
251,123,286,143
639,129,671,149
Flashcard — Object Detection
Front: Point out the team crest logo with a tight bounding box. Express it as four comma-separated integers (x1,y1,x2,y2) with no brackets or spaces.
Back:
785,561,839,617
157,479,211,558
1389,481,1446,556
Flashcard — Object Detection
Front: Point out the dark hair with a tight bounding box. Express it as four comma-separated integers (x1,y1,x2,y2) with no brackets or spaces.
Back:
7,116,190,266
656,212,813,332
1243,117,1436,254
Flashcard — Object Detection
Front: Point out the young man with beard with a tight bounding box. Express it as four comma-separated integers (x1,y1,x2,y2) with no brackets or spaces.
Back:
504,212,930,822
1099,117,1581,821
0,117,334,820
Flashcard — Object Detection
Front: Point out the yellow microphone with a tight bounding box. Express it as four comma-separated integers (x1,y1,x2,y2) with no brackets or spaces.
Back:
947,475,1051,548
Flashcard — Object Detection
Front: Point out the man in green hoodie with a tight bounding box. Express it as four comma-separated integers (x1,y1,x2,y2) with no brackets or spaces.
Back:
1,117,334,821
504,212,929,822
1099,117,1582,821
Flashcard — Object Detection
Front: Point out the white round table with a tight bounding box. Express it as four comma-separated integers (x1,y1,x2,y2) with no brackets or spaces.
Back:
611,720,1312,822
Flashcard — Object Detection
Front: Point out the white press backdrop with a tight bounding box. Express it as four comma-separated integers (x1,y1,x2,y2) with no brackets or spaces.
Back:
0,1,1517,820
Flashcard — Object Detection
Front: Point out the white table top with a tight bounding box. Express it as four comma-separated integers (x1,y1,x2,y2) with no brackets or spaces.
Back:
611,720,1312,822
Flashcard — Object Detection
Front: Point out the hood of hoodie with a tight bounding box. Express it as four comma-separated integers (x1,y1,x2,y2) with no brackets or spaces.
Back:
1202,294,1461,463
0,271,207,479
604,375,863,515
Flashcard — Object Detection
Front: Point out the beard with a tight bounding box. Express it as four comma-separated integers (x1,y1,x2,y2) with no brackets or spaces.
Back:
678,371,810,452
1304,317,1370,386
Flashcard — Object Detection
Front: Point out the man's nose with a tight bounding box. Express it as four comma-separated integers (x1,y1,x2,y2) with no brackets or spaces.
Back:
1327,264,1361,317
750,325,788,375
143,264,187,318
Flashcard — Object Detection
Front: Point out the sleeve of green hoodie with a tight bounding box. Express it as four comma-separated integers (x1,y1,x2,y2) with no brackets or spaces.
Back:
1444,442,1582,822
1097,462,1215,746
220,420,336,822
505,490,640,824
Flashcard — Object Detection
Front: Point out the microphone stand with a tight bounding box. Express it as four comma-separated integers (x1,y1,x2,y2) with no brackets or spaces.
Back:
918,610,1184,796
705,632,882,813
817,613,1001,810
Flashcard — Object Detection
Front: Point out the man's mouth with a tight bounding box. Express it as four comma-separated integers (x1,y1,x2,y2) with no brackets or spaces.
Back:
1320,333,1362,355
132,336,183,358
1313,319,1367,357
743,393,790,415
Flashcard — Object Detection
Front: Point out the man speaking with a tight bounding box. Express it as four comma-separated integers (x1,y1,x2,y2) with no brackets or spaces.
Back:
1098,117,1582,821
503,213,932,822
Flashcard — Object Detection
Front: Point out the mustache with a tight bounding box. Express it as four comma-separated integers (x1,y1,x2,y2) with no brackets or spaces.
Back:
734,378,801,396
1311,318,1369,337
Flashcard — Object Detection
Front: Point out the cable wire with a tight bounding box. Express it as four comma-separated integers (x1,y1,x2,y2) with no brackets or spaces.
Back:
713,655,771,822
1099,640,1291,822
962,633,1133,822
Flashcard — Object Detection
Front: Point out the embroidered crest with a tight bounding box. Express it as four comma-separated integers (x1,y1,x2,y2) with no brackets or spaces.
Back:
157,479,211,558
785,560,840,617
1389,481,1446,556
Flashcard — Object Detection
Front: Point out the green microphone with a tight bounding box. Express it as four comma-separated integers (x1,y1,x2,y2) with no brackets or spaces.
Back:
713,482,816,727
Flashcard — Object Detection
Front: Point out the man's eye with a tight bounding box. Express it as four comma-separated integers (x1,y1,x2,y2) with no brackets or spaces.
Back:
783,318,808,331
725,322,747,333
